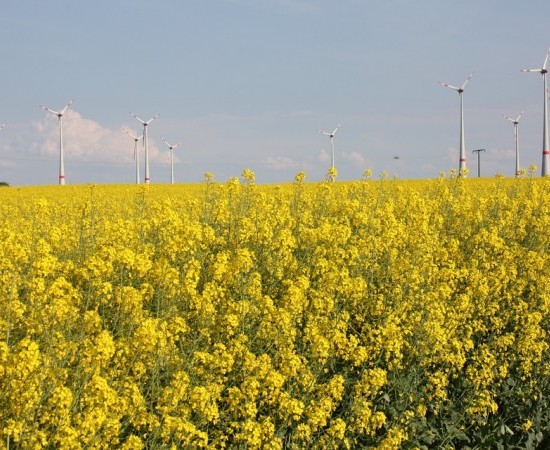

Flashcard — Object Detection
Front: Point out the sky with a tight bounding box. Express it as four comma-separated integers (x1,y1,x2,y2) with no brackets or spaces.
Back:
1,0,550,185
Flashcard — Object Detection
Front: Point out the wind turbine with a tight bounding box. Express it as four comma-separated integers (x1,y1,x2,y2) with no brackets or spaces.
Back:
124,129,143,184
162,138,181,184
39,100,73,185
130,113,158,184
439,73,473,176
521,48,550,176
503,111,524,177
0,124,5,130
318,124,341,181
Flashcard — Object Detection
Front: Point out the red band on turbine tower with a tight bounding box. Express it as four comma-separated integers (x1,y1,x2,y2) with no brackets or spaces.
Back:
59,175,65,179
459,158,466,162
543,150,550,155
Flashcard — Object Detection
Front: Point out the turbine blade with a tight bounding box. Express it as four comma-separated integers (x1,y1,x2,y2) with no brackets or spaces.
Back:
461,72,474,90
332,124,341,135
130,112,146,124
146,114,159,125
439,82,460,91
40,105,60,115
124,128,141,140
516,111,524,122
544,48,550,70
60,99,73,115
521,68,541,73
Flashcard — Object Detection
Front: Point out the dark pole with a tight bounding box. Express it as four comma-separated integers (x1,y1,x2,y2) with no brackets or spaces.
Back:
472,148,486,178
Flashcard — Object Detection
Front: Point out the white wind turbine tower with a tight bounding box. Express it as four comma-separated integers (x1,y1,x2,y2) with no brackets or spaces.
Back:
318,124,341,180
124,129,143,184
162,138,181,184
39,100,73,185
503,111,524,177
130,113,158,184
521,48,550,176
439,73,473,176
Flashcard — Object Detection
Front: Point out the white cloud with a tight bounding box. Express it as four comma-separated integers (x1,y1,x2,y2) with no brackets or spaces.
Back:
32,109,165,164
263,155,299,169
0,158,15,169
342,151,368,166
318,149,330,163
487,147,514,159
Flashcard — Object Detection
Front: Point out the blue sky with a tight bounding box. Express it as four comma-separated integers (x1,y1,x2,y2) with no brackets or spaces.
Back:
1,0,550,185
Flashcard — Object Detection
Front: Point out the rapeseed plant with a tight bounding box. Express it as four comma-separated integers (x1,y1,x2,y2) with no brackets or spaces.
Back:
0,178,550,448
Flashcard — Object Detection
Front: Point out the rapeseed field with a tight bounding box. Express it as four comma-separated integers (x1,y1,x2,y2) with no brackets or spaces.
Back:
1,172,549,448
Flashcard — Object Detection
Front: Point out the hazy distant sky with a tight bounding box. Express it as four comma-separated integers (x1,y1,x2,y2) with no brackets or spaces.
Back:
1,0,550,185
